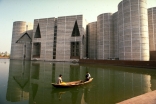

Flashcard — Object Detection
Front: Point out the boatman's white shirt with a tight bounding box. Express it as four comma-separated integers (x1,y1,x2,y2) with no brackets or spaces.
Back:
57,77,62,84
88,73,91,78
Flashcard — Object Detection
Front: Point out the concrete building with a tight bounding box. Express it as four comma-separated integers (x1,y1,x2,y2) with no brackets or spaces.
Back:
10,15,87,61
55,15,86,61
118,0,149,61
87,22,97,59
148,7,156,51
148,7,156,60
10,0,156,61
113,12,119,59
97,13,114,60
32,17,55,61
87,0,151,61
10,21,33,60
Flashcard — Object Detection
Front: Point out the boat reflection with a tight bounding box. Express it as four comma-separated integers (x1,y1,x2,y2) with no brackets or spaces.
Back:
51,83,93,104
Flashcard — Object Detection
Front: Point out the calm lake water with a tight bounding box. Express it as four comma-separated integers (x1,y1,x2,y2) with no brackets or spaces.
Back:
1,59,156,104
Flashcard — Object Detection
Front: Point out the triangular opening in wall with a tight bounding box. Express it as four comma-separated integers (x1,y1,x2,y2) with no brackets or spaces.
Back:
71,21,80,36
34,24,41,38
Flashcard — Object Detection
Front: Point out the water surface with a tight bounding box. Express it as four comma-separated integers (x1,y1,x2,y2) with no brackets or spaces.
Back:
1,59,156,104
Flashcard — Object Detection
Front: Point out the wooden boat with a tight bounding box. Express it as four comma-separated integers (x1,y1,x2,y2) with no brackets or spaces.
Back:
51,78,93,88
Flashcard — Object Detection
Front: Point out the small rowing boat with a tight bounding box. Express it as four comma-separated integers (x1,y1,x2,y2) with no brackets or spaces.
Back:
51,78,93,88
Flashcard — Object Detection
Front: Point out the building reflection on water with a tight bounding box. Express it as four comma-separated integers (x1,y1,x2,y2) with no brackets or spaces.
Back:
6,60,30,102
6,60,156,104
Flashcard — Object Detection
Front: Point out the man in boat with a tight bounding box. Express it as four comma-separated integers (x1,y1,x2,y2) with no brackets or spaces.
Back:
57,74,62,84
85,72,91,81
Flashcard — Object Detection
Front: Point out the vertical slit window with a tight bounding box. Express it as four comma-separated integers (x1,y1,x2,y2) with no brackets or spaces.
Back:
53,19,57,59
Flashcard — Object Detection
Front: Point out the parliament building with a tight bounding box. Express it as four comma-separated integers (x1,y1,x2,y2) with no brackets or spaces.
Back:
10,0,156,61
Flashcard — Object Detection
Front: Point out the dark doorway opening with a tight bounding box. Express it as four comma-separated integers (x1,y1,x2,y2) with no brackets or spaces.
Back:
70,42,80,59
23,44,26,59
32,43,41,58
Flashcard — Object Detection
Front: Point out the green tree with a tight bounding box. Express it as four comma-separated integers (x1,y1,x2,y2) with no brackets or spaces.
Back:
4,51,7,57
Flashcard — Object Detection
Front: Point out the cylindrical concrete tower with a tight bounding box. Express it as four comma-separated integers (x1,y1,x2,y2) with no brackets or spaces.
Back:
10,21,33,60
88,22,97,59
118,0,149,61
97,13,114,59
113,12,119,59
148,7,156,51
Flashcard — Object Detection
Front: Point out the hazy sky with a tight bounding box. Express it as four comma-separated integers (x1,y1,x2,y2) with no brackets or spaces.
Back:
0,0,156,53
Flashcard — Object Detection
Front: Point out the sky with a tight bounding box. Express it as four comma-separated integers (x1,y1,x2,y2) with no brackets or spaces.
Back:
0,0,156,53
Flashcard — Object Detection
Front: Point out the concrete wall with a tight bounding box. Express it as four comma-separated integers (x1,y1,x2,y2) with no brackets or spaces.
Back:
118,0,149,61
10,21,33,60
82,16,87,58
31,18,55,61
97,13,114,59
87,22,97,59
10,16,113,61
79,59,156,68
11,0,156,62
148,7,156,51
56,15,85,61
113,12,119,58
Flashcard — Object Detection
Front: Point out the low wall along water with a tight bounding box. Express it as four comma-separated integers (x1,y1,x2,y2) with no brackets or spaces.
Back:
79,59,156,69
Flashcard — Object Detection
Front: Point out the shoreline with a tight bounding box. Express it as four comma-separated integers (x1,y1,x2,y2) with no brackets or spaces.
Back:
0,57,9,59
79,59,156,69
2,58,156,69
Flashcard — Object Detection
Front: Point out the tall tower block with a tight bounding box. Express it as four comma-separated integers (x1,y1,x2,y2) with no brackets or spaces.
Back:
118,0,149,61
113,12,119,59
148,7,156,51
87,22,97,59
10,21,33,60
97,13,114,59
148,7,156,60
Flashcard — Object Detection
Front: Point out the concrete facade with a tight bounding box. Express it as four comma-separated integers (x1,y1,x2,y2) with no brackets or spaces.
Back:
32,18,55,61
118,0,149,61
148,7,156,51
10,0,156,61
113,12,119,59
11,15,86,62
10,21,33,60
86,0,151,61
87,22,97,59
56,15,86,61
97,13,114,60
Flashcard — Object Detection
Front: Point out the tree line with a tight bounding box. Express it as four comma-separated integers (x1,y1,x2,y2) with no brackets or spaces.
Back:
0,51,10,57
